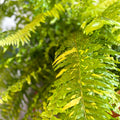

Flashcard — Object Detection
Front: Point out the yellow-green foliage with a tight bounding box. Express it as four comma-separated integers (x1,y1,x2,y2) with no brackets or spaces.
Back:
41,32,119,119
0,3,64,47
0,0,120,120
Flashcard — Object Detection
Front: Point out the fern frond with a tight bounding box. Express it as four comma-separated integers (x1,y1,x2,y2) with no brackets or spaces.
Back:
0,63,55,119
80,0,120,36
103,1,120,22
82,0,119,19
0,3,64,47
0,66,42,104
41,32,119,120
0,92,24,120
83,18,120,35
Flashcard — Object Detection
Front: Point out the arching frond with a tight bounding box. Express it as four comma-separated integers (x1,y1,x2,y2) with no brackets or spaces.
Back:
41,32,119,120
0,3,64,47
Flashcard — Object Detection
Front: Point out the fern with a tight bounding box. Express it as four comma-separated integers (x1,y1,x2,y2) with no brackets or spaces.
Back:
0,3,64,47
80,0,120,37
0,0,120,119
0,38,56,119
41,31,120,119
81,0,119,19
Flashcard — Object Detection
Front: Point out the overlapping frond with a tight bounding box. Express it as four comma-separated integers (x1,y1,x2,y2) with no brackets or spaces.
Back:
41,32,119,120
82,0,119,19
0,3,64,47
103,1,120,22
80,0,120,37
